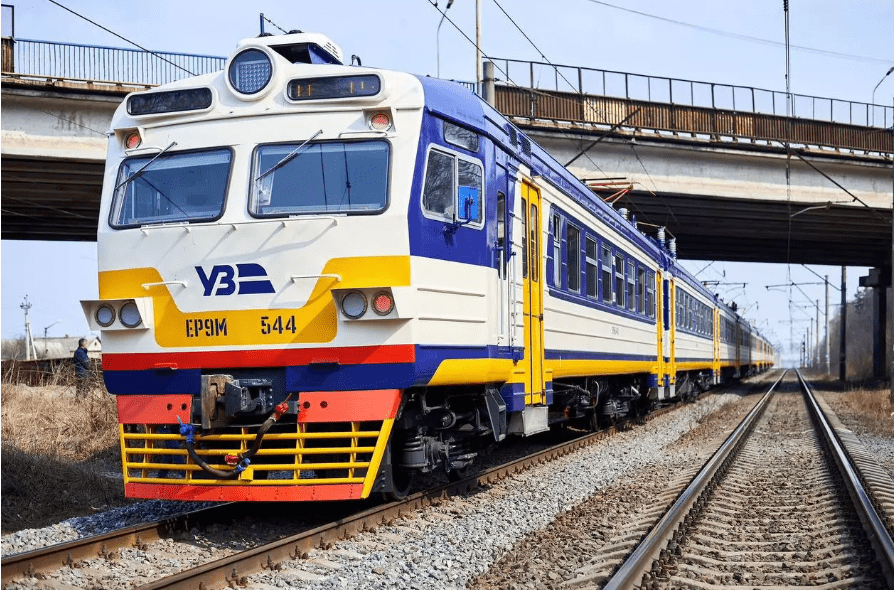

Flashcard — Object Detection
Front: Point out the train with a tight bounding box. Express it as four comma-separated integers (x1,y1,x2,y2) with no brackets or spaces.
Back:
81,31,774,502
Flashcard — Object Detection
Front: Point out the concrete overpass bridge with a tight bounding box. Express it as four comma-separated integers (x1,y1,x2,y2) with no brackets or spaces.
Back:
2,38,892,269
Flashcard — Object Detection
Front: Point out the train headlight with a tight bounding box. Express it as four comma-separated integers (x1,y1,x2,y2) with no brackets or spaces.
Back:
228,49,272,95
341,291,368,319
371,291,394,316
119,301,143,328
95,305,116,327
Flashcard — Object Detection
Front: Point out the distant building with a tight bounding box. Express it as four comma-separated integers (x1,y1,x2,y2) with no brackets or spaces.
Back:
0,336,101,361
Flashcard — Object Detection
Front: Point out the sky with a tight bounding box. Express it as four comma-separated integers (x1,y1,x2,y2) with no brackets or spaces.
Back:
1,0,893,366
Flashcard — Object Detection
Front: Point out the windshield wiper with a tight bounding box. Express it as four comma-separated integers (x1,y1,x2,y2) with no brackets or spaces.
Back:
255,130,323,182
114,141,178,192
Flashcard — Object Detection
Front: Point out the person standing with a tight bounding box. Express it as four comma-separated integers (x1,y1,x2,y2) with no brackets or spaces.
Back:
73,338,90,395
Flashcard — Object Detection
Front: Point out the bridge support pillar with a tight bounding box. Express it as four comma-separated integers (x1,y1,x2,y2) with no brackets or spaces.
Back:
859,267,891,381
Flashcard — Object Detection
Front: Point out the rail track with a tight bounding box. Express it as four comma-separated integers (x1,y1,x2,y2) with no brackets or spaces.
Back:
2,400,684,590
601,370,894,590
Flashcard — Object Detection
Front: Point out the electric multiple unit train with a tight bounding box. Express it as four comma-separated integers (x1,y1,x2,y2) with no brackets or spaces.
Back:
82,31,774,502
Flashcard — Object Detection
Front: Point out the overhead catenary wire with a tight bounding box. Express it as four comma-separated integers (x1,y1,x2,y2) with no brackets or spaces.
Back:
491,0,579,95
480,1,685,233
583,0,891,65
425,0,677,232
45,0,196,76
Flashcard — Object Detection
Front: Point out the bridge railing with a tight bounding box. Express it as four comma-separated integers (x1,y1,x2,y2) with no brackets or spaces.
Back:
492,58,893,131
1,38,224,86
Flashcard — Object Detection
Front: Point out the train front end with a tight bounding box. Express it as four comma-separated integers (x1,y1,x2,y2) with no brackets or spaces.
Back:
82,33,426,501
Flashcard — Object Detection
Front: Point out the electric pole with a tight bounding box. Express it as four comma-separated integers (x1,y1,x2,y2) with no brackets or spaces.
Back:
20,296,35,361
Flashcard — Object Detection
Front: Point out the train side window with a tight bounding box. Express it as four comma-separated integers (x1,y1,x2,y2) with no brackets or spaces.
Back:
697,302,703,333
585,237,597,299
687,294,693,331
614,253,624,307
676,287,686,328
552,214,561,287
521,197,528,279
626,260,636,312
444,120,480,152
646,271,655,318
530,203,540,283
496,192,506,248
637,267,646,314
566,224,580,292
601,244,613,303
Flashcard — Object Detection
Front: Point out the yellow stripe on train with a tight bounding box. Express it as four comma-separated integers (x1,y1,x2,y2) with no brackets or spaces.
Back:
98,256,411,347
427,358,660,387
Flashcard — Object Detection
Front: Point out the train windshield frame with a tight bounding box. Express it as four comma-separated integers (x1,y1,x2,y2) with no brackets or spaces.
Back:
249,140,390,217
109,147,232,228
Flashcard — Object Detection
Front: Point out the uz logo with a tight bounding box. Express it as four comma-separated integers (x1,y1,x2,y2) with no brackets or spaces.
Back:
196,263,276,296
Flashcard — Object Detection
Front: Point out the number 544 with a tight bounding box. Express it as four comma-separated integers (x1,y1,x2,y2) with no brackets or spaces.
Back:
260,315,297,335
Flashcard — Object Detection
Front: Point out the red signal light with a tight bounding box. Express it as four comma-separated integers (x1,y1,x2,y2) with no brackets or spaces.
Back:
372,291,394,315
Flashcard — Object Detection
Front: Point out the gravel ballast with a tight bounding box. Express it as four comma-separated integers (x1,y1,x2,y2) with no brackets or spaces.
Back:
241,392,742,590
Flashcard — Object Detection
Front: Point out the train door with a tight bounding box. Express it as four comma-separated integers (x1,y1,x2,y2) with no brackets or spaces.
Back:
713,307,721,384
496,164,513,350
667,277,676,396
521,182,545,405
655,270,666,399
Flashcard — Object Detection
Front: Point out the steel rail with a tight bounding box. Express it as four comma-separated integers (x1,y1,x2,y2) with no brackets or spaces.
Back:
795,369,894,587
0,503,237,584
602,370,787,590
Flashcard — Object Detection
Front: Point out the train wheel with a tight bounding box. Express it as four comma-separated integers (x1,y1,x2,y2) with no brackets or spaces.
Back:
386,467,414,500
381,444,414,501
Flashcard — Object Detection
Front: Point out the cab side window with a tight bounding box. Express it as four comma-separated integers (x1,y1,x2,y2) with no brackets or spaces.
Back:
422,150,455,218
422,148,483,225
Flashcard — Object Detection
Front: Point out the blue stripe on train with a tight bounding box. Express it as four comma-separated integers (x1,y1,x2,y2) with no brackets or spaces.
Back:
103,369,203,395
545,349,656,362
102,345,522,395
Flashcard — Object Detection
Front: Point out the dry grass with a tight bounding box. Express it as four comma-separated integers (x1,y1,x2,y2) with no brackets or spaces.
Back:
1,366,132,533
832,386,894,437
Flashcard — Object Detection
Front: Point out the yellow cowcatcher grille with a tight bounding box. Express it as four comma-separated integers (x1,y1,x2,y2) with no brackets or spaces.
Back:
119,419,392,493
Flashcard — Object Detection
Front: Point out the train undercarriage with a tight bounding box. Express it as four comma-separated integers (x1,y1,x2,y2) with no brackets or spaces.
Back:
380,374,671,498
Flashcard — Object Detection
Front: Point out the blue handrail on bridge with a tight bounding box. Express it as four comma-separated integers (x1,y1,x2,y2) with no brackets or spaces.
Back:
2,38,224,86
492,57,892,130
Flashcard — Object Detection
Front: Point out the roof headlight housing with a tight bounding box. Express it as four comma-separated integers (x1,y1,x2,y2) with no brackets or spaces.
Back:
228,48,273,96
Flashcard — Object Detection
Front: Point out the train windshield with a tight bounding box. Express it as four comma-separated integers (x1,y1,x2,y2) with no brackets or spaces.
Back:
110,148,232,227
250,140,389,216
